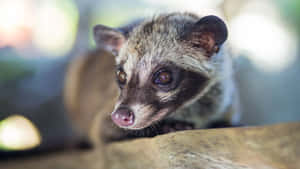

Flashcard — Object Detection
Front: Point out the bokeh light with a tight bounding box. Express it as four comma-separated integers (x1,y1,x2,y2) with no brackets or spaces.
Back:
33,0,79,58
0,0,34,48
0,0,79,58
229,1,297,72
0,115,41,151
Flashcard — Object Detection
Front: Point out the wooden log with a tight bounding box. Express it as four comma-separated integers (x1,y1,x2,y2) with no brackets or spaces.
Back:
1,122,300,169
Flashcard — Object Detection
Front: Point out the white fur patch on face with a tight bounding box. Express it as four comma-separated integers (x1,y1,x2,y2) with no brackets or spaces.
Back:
130,103,154,128
140,108,169,129
138,54,156,87
120,53,138,83
130,103,170,129
131,104,154,118
115,42,128,64
156,89,179,102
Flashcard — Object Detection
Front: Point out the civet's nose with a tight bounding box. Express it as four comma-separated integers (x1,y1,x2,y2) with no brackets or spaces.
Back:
111,107,135,127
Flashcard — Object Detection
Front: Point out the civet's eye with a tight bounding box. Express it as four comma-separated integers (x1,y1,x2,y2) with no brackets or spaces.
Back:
153,69,172,85
116,69,127,85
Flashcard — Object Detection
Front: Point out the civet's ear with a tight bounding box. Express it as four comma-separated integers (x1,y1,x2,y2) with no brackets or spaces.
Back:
182,15,228,56
93,25,126,56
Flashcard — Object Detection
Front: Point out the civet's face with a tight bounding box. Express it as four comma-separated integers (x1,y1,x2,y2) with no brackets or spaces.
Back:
93,13,228,129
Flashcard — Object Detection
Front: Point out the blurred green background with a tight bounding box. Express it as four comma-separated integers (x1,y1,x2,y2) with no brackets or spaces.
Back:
0,0,300,152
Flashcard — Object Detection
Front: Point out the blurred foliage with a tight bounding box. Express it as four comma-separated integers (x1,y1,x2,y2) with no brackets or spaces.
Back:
275,0,300,33
0,48,34,84
89,0,150,47
91,0,148,27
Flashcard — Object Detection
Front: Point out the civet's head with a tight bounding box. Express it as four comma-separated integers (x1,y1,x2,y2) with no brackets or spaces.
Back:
93,13,228,130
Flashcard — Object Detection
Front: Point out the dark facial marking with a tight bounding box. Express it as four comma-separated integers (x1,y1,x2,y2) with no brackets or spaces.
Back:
116,69,127,84
155,71,172,84
153,69,209,114
115,64,127,89
116,62,209,127
143,20,155,36
152,65,182,92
